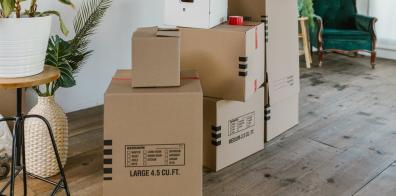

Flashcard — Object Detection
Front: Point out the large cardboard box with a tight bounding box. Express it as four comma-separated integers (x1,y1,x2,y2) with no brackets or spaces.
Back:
164,0,228,29
203,88,264,171
104,70,203,196
267,94,299,141
265,0,300,141
132,27,180,88
228,0,266,22
181,22,265,102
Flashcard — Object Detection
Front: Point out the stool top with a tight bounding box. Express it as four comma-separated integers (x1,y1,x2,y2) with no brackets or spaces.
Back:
0,65,60,89
298,17,308,21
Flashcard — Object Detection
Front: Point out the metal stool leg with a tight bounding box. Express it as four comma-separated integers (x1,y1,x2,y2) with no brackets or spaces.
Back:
0,118,16,195
9,121,19,196
25,115,71,196
20,118,27,196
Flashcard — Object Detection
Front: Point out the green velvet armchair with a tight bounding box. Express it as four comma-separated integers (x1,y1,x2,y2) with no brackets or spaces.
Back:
310,0,378,68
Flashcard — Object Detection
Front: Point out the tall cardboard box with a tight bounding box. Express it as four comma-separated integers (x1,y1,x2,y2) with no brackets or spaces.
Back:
203,88,264,171
104,70,203,196
228,0,266,22
265,0,300,141
132,27,180,88
181,22,265,102
164,0,228,29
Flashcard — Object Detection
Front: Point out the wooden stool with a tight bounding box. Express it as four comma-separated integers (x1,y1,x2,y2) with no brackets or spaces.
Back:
0,66,71,196
299,17,313,68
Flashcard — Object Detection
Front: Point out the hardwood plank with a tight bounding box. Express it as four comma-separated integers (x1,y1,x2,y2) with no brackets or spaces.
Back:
354,161,396,196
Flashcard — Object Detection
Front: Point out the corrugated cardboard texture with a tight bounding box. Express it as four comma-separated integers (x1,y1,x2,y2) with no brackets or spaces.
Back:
181,22,265,102
104,70,203,196
164,0,228,29
228,0,266,22
267,93,299,141
132,27,180,88
203,88,265,171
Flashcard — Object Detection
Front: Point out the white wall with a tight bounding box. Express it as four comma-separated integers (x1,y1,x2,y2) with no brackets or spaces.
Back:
26,0,165,113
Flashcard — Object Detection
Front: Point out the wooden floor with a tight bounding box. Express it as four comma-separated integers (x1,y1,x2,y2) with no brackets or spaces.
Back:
2,53,396,195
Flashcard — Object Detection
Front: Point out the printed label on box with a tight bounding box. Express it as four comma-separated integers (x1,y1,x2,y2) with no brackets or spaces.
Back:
125,144,185,167
228,112,255,136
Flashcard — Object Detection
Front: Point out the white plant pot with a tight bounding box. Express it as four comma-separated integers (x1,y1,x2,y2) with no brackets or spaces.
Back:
0,16,52,78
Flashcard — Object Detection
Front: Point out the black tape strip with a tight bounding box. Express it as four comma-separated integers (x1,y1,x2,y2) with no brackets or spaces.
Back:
103,177,112,181
239,64,248,69
212,133,221,139
104,168,112,174
104,140,112,146
239,57,248,62
211,126,221,132
239,71,248,77
104,149,112,155
265,116,271,121
212,140,221,146
104,159,112,164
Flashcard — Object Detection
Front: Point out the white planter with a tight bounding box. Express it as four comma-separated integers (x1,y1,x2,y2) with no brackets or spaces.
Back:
0,16,52,78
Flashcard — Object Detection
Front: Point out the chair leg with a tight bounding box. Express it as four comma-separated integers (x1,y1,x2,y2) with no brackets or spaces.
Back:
371,51,377,69
318,50,324,67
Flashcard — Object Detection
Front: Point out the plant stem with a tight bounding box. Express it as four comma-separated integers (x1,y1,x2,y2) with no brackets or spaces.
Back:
15,0,21,18
46,83,50,96
29,0,38,17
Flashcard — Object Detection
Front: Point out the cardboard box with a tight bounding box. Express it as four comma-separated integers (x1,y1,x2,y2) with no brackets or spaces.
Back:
104,70,203,196
181,22,265,102
132,27,181,88
0,89,26,116
266,0,300,103
228,0,266,22
0,90,26,128
264,0,300,141
164,0,228,29
203,88,264,171
267,93,299,141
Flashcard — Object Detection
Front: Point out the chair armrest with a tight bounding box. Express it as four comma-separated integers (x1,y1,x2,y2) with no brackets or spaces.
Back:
310,14,324,47
355,14,377,32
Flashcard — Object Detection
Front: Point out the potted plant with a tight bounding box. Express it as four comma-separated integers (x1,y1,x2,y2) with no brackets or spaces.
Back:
23,0,112,177
298,0,314,26
0,0,74,78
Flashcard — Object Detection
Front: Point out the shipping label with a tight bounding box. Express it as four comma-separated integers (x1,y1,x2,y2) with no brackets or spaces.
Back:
125,144,185,167
228,112,255,136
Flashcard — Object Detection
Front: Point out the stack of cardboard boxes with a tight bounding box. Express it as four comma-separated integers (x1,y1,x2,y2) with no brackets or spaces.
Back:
104,0,299,195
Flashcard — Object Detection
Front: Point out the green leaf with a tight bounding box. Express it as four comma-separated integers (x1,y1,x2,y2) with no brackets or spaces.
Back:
0,0,15,17
58,0,75,8
45,35,76,90
71,0,111,73
38,10,69,36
